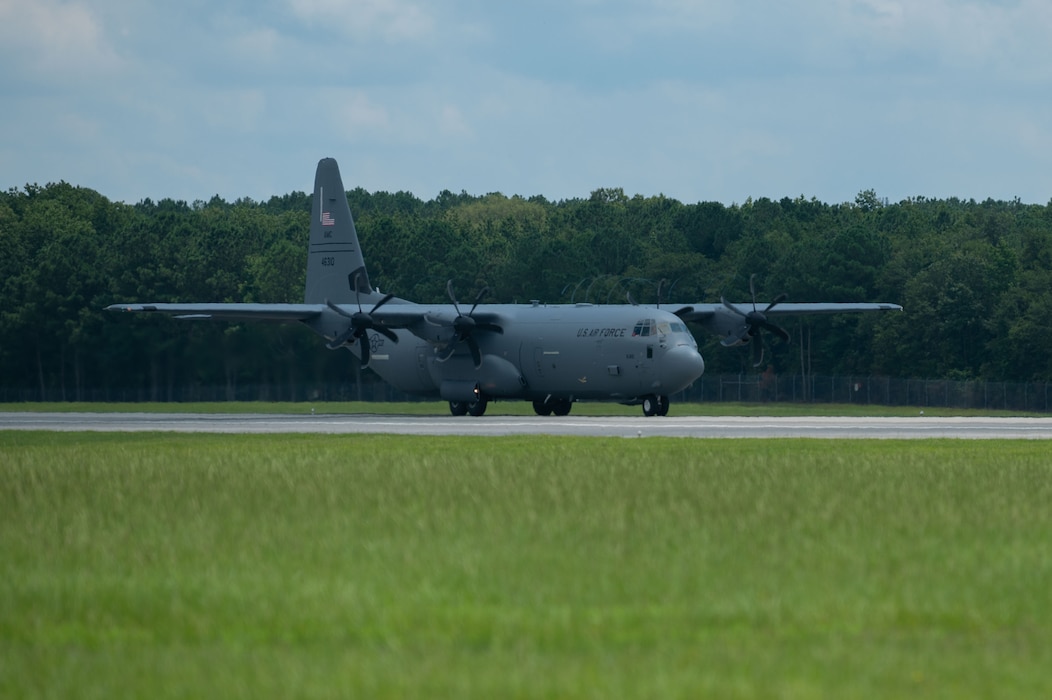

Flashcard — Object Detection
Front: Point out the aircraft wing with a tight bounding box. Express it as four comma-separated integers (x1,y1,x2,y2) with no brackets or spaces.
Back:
104,301,502,346
674,302,901,323
105,303,325,322
672,300,902,364
764,302,903,316
104,300,501,331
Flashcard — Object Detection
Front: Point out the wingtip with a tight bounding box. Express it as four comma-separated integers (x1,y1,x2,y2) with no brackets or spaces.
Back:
105,303,154,312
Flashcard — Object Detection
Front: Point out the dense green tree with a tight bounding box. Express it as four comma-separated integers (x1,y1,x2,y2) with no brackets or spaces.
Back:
3,177,1052,401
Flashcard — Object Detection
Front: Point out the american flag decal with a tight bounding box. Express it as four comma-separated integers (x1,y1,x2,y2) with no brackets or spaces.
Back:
321,211,335,226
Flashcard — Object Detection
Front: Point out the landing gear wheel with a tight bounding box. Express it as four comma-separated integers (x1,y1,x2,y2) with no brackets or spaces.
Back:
552,398,572,416
642,395,659,417
532,398,553,416
467,398,488,416
533,397,573,416
449,400,468,416
657,395,670,416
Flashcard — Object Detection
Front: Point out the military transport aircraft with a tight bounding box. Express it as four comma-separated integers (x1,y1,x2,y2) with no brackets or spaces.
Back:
107,158,901,417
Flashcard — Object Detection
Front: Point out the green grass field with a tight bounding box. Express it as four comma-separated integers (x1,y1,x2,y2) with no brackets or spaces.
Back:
3,432,1052,698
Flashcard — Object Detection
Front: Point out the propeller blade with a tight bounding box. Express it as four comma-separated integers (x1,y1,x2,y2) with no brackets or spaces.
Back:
752,338,765,367
375,326,400,343
470,286,489,315
474,322,504,335
358,335,371,368
326,326,355,350
436,343,457,362
749,274,758,312
370,292,395,314
721,296,748,318
446,280,462,315
330,331,354,350
353,273,364,314
762,320,790,343
764,292,788,314
466,336,482,369
326,299,352,319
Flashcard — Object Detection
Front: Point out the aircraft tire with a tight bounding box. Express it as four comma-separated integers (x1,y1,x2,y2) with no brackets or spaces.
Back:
449,400,469,416
658,395,670,416
532,399,553,416
467,398,488,417
552,398,572,416
642,395,658,417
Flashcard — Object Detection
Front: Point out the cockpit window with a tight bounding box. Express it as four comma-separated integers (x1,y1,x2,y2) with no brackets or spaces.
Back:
634,319,690,336
632,319,657,337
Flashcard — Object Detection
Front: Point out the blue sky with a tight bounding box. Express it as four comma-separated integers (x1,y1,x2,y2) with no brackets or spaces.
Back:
3,0,1051,206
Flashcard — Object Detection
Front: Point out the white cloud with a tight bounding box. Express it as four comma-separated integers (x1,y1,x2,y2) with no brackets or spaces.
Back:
2,1,1050,206
838,0,1052,80
200,89,269,131
437,104,472,139
329,90,392,139
0,0,122,81
227,26,284,64
285,0,434,41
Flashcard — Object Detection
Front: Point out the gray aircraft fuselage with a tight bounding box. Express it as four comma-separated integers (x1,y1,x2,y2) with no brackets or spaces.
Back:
306,298,704,404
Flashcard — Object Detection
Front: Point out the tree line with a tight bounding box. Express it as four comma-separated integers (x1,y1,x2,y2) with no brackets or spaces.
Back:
2,180,1051,401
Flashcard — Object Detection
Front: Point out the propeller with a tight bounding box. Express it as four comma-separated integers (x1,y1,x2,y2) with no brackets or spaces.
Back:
325,275,398,369
436,280,504,369
720,274,789,367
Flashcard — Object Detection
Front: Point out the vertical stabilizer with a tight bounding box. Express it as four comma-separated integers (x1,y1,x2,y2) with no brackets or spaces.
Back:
305,158,371,304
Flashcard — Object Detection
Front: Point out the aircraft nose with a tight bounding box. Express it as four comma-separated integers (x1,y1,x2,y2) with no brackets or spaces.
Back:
658,345,706,393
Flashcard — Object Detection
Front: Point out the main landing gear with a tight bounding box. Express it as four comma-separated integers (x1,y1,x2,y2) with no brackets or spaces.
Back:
450,395,670,417
532,397,573,416
641,395,670,417
449,398,488,416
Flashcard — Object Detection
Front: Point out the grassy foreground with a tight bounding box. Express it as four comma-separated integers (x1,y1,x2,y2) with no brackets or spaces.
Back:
3,432,1052,698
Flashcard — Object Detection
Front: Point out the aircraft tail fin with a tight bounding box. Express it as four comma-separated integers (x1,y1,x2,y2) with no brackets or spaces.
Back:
304,158,371,304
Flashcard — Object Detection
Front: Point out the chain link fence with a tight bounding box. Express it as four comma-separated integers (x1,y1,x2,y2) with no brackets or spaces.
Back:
678,374,1052,413
4,374,1051,412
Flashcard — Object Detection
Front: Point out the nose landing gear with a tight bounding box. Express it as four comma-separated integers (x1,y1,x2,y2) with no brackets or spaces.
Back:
642,395,669,417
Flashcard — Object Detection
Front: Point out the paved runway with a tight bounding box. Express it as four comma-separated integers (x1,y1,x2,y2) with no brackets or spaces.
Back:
4,412,1052,439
